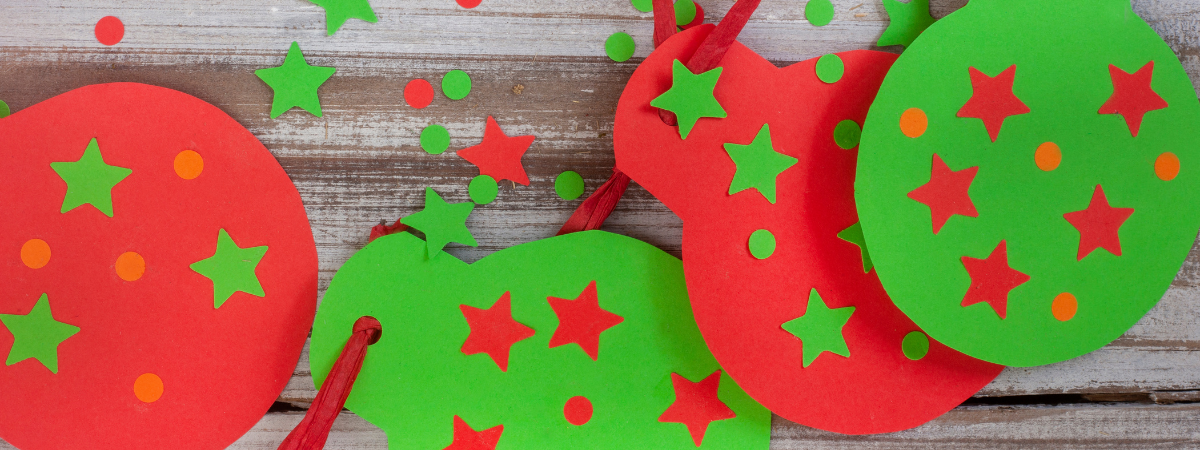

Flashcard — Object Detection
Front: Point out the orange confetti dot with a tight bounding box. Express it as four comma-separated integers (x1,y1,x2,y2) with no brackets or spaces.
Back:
115,252,145,281
1155,152,1180,181
134,373,164,403
1052,293,1077,322
174,150,204,180
900,108,928,138
1035,142,1061,171
20,239,51,269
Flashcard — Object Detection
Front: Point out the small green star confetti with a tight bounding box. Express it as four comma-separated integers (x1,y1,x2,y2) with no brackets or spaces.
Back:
650,59,727,139
782,289,855,367
877,0,936,48
401,187,477,257
0,294,80,374
191,229,269,309
255,42,337,119
723,124,798,204
308,0,378,36
50,138,132,217
837,222,873,273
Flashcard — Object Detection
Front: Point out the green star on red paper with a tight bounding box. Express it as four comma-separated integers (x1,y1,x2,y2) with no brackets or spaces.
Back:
50,138,132,217
0,294,80,374
401,187,477,258
723,124,798,204
782,289,854,367
651,59,727,139
308,0,378,35
255,41,337,119
191,229,269,308
877,0,936,48
837,222,873,273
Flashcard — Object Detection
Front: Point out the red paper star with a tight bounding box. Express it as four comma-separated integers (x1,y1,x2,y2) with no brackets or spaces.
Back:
457,116,535,185
547,281,624,360
460,292,535,372
1099,61,1168,137
1063,185,1135,260
444,415,503,450
908,153,979,234
658,370,737,447
957,65,1030,142
960,241,1029,320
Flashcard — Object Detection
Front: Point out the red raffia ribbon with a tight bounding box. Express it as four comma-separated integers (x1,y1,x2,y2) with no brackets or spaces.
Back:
368,218,408,242
277,316,382,450
557,169,633,235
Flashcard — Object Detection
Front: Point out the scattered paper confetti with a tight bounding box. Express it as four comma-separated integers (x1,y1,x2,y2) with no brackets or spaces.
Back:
815,54,844,83
94,16,124,46
747,229,775,260
254,42,337,119
468,175,499,204
605,32,636,62
804,0,834,27
457,116,535,185
421,124,451,155
650,60,726,139
400,187,477,257
442,70,473,100
308,0,378,35
555,170,584,200
405,79,435,109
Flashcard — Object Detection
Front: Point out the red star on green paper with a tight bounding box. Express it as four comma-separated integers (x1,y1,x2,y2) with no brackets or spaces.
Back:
0,294,80,374
444,415,503,450
1099,61,1168,137
651,59,727,139
547,281,624,361
723,124,798,204
908,153,979,234
457,116,535,185
960,240,1029,320
878,0,935,48
401,187,477,258
1063,185,1135,261
957,65,1030,142
50,137,132,217
255,42,337,119
190,229,269,309
781,289,855,367
658,370,737,447
459,292,535,372
308,0,378,36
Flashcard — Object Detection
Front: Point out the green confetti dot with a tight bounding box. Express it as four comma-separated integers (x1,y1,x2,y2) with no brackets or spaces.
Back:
834,120,862,150
468,175,499,204
675,0,697,26
815,54,844,84
0,100,9,118
748,229,776,259
441,70,472,100
420,124,451,155
902,331,930,360
805,0,834,27
605,32,636,62
631,0,653,13
555,171,585,201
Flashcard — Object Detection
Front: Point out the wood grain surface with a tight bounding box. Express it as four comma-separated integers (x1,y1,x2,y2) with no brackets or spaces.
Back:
3,0,1200,447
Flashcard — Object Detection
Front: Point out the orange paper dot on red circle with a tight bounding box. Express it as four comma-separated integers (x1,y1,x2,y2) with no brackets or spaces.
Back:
1156,152,1180,181
174,150,204,180
20,239,51,269
564,396,593,425
115,252,145,281
1052,293,1077,322
1035,142,1061,171
457,0,483,9
900,108,927,138
95,16,124,46
404,79,435,109
134,373,164,403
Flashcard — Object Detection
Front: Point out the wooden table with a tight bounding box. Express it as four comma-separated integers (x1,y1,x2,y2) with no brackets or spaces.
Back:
4,0,1200,447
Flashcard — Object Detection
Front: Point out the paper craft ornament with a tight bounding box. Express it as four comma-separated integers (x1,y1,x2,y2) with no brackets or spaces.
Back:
309,230,771,448
0,83,317,449
855,0,1200,367
612,24,1002,434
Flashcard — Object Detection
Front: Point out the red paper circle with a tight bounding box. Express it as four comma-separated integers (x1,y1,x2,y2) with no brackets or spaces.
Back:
94,16,124,46
403,79,435,109
563,396,593,425
456,0,483,9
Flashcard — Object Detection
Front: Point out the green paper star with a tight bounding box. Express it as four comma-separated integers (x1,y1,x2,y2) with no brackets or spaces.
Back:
782,289,855,367
255,42,337,119
723,124,798,204
401,187,477,258
0,294,80,374
650,59,727,139
309,0,378,36
877,0,936,48
837,222,874,273
191,229,269,309
50,138,132,217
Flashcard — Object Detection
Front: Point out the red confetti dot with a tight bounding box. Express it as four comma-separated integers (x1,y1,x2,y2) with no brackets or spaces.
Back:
404,79,435,109
457,0,483,8
563,396,593,425
95,16,124,46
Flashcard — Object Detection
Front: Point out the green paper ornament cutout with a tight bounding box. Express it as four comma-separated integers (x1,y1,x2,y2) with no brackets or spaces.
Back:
855,0,1200,367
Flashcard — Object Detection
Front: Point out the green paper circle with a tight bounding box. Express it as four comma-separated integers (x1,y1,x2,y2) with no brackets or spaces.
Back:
555,171,585,200
833,120,862,150
441,70,472,100
748,229,776,260
0,100,9,119
901,331,930,361
815,54,845,84
605,32,636,63
468,175,499,204
420,124,451,155
804,0,834,27
855,1,1200,366
630,0,653,13
674,0,697,26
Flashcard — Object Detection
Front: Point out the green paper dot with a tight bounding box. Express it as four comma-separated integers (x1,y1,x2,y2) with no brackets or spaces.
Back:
815,54,844,84
631,0,653,13
675,0,697,26
834,120,862,150
805,0,834,27
555,171,585,201
748,229,776,259
420,124,450,155
469,175,499,204
441,70,472,100
901,331,930,361
605,32,636,62
0,100,9,118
